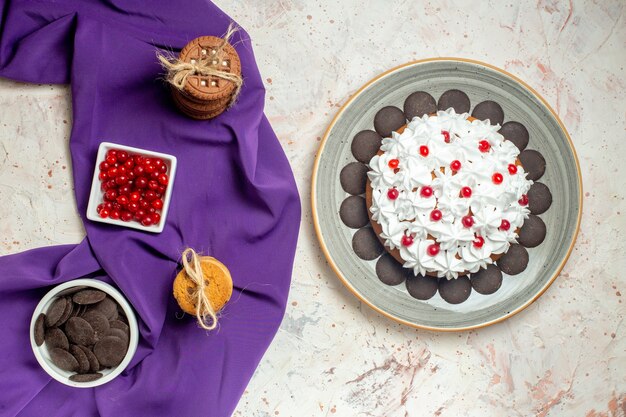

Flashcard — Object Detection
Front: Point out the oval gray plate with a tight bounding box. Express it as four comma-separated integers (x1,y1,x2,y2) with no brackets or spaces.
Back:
312,58,582,331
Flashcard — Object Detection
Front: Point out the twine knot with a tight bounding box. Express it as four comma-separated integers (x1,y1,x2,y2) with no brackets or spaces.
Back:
181,248,218,330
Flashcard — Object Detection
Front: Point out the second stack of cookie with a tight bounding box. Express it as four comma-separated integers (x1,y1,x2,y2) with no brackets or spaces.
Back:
172,36,242,120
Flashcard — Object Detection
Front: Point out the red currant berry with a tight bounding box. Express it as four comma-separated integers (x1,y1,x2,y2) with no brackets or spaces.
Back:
499,219,511,231
388,159,399,169
419,145,429,157
134,155,144,165
117,151,128,162
115,175,129,186
108,167,118,177
158,174,169,186
387,188,399,200
462,215,474,228
157,185,166,194
103,202,113,211
106,149,117,158
492,172,503,184
144,190,157,201
127,171,136,180
441,130,450,143
478,140,491,152
152,212,161,224
124,158,135,169
427,243,440,256
118,185,131,195
129,191,141,202
401,234,414,247
148,180,159,190
134,209,146,221
135,177,148,189
99,209,110,219
127,202,139,212
120,211,133,222
450,160,461,172
98,171,108,181
473,236,485,248
159,164,167,173
152,199,164,210
116,166,127,176
508,164,518,175
116,195,129,206
105,155,117,165
112,202,122,211
96,203,105,214
141,215,154,227
430,209,442,221
133,166,145,176
460,186,472,198
109,210,121,220
147,207,156,214
420,186,433,198
99,161,110,171
142,158,152,167
139,200,150,210
518,194,529,206
104,189,117,201
145,164,156,174
154,159,163,168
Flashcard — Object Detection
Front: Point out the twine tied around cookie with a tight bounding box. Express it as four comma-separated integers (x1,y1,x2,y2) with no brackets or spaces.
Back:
157,23,242,107
181,248,218,330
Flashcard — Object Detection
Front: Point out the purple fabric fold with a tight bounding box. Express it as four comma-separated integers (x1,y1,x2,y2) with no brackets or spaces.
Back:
0,1,301,416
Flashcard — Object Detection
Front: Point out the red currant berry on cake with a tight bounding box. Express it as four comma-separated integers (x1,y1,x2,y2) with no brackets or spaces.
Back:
460,186,472,198
518,194,529,206
120,211,133,222
450,160,461,172
508,164,518,175
427,243,440,256
430,209,442,221
387,188,399,200
157,174,169,186
441,130,450,143
401,234,414,247
99,208,110,219
473,236,485,248
461,215,474,228
492,173,503,184
116,195,129,206
152,199,164,210
478,140,491,152
420,186,433,198
419,145,429,157
499,219,511,231
388,159,399,169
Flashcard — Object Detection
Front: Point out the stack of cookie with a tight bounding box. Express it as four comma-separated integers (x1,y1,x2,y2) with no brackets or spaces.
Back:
170,36,242,120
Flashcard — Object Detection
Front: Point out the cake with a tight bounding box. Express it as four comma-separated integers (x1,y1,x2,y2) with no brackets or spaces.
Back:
365,108,533,279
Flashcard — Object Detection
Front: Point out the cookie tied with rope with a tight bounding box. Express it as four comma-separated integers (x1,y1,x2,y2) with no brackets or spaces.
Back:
158,24,242,120
173,248,233,330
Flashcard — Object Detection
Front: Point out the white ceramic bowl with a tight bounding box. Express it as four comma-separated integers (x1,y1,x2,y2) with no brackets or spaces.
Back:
30,279,139,388
86,142,177,233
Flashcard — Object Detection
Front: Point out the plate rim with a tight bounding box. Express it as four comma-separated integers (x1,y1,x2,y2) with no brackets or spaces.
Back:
311,57,583,332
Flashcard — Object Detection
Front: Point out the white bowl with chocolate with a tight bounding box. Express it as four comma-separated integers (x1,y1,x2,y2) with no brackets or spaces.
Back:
29,279,139,388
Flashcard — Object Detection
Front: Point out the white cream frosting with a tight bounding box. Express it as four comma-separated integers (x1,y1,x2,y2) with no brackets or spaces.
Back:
368,109,532,279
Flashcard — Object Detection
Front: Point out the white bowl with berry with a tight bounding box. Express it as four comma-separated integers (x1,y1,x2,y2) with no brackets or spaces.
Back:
86,142,177,233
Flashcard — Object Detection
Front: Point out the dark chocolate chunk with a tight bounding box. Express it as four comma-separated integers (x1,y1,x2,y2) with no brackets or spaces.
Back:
518,215,546,248
45,297,67,327
519,149,546,181
64,317,96,346
373,106,406,137
340,162,369,195
527,182,552,214
82,310,110,340
49,348,79,372
106,328,129,346
438,89,470,114
499,121,529,151
351,227,384,261
78,345,100,373
109,320,129,335
56,286,88,298
69,345,90,374
55,298,73,327
93,336,127,367
403,91,437,119
69,373,103,383
471,100,504,125
351,130,382,163
73,289,107,305
44,327,69,351
470,265,503,295
89,296,118,321
497,244,529,275
405,274,438,300
34,313,46,346
340,196,369,229
375,253,409,286
438,276,472,304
